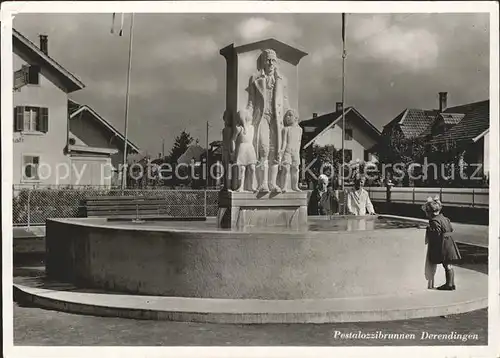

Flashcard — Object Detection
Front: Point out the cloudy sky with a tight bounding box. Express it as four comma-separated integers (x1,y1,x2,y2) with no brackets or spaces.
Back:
14,12,489,156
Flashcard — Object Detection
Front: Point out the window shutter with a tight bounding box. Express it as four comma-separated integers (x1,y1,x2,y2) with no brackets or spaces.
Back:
40,107,49,133
14,106,24,132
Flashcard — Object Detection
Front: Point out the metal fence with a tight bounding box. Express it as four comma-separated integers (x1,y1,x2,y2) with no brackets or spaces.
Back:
13,186,219,227
365,186,489,209
12,185,488,227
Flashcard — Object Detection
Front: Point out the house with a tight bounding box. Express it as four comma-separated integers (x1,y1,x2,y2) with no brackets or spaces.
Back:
12,29,139,188
429,99,489,177
68,99,140,186
381,92,489,178
300,102,382,164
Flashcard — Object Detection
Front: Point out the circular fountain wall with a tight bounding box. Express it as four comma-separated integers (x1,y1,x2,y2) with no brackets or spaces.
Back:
46,216,428,300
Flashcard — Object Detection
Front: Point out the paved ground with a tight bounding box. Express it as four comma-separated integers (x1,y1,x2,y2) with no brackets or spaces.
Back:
12,242,488,346
13,303,487,346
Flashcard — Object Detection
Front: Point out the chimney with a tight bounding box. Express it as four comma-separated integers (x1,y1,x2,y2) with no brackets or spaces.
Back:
439,92,447,112
39,34,48,55
336,102,343,112
312,113,318,118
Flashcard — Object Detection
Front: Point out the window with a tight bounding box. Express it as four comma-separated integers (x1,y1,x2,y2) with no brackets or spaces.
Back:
22,155,40,181
14,106,48,133
344,149,353,163
23,107,39,132
364,150,370,162
345,128,353,140
27,65,40,85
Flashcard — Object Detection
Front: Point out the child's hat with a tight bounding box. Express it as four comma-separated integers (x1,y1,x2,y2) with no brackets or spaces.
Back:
421,196,442,213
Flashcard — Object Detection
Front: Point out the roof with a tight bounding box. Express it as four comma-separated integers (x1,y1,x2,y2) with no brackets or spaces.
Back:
430,100,489,146
68,144,119,156
384,108,439,138
69,99,140,153
13,28,85,93
419,112,466,137
383,98,490,140
440,113,465,125
220,38,308,66
300,107,381,149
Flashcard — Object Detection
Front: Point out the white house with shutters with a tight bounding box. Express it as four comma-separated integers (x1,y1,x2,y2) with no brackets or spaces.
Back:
300,103,382,164
13,29,139,187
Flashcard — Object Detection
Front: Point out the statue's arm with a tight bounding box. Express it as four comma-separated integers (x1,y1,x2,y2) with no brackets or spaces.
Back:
231,127,241,154
280,127,288,154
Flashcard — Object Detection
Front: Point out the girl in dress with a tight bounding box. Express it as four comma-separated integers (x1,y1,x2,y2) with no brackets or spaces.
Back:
232,110,257,192
422,196,462,290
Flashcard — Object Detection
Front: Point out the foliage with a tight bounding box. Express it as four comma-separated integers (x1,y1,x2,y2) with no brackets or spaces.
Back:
303,145,343,188
376,128,426,167
375,128,426,185
169,130,194,164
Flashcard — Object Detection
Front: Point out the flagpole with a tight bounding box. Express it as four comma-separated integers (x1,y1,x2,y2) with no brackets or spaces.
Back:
204,121,209,217
121,13,135,190
341,13,347,213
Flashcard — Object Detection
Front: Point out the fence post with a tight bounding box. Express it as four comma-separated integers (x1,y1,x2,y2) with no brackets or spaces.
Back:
412,187,415,204
27,189,31,229
204,189,207,217
472,188,475,208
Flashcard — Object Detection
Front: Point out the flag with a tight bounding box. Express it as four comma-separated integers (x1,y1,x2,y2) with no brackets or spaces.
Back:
342,13,346,43
119,13,125,36
111,13,116,34
111,13,125,36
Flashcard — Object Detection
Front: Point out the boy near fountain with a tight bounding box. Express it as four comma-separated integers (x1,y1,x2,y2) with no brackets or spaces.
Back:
279,109,302,192
232,110,257,192
422,197,462,290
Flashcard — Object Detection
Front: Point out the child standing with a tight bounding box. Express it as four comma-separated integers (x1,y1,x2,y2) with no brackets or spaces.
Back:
422,197,462,290
232,110,257,192
279,109,303,192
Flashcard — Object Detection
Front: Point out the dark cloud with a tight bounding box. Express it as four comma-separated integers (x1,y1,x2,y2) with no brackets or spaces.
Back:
13,13,489,155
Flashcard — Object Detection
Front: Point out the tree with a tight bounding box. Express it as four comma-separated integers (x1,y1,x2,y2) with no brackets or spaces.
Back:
375,128,426,186
169,130,194,164
303,145,343,188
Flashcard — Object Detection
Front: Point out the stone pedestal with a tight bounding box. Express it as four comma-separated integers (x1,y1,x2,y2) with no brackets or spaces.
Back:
217,190,308,229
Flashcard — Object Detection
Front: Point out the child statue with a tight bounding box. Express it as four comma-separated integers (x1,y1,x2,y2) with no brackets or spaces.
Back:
232,109,257,192
279,109,303,192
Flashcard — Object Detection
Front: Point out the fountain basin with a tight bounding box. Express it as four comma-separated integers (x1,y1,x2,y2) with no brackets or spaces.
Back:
46,216,430,300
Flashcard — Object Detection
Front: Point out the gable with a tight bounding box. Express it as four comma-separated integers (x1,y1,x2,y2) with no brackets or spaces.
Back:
302,108,381,149
69,103,140,153
13,29,84,93
70,109,117,149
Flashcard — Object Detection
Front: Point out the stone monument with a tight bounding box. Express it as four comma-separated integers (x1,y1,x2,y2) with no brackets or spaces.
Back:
218,39,308,229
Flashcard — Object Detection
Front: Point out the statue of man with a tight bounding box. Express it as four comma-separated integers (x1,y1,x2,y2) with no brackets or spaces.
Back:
246,49,289,193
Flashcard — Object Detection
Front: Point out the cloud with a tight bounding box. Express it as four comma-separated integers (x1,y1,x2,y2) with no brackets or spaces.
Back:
310,45,340,65
238,17,274,41
237,16,302,43
351,16,439,71
151,35,219,63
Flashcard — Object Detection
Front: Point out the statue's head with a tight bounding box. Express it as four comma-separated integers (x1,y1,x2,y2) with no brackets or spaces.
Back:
237,109,252,126
284,109,299,126
258,49,278,75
